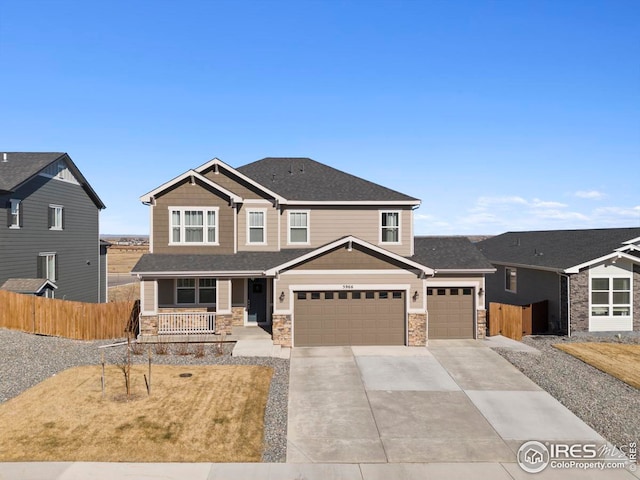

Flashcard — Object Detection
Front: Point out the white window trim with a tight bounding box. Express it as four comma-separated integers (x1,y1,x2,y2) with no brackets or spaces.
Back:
246,208,267,245
589,274,632,319
49,204,63,231
505,267,517,293
39,252,57,282
379,210,402,245
174,277,217,305
168,206,219,246
288,210,310,245
9,199,20,229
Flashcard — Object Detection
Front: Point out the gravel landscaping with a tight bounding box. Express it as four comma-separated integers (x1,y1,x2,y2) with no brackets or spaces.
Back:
0,328,288,462
494,333,640,450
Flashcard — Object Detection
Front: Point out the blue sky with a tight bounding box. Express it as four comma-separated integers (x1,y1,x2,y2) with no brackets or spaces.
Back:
1,0,638,235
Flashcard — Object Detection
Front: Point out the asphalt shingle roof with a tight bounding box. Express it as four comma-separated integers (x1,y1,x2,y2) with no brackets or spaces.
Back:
412,236,495,270
476,228,640,271
236,157,419,202
133,237,495,274
132,249,314,273
0,152,105,209
0,278,55,294
0,152,65,192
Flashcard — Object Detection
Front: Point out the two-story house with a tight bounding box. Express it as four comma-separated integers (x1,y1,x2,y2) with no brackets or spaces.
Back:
0,152,107,302
132,157,495,347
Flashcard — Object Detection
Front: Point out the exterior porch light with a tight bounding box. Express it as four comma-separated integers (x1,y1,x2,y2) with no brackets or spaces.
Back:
279,291,285,302
478,288,484,296
412,290,419,301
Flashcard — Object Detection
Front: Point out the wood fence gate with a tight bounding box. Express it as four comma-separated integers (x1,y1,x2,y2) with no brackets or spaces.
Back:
488,300,548,341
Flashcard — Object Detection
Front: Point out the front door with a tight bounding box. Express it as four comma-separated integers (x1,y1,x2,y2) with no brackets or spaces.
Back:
247,278,267,324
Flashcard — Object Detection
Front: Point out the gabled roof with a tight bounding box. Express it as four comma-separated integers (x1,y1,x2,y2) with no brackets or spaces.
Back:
237,157,420,204
139,169,243,204
0,278,57,294
0,152,105,209
476,227,640,272
264,236,434,276
411,236,496,273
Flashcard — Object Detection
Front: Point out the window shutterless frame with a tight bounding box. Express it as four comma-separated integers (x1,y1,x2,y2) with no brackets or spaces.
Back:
288,210,310,245
247,209,267,244
379,210,401,244
169,207,219,245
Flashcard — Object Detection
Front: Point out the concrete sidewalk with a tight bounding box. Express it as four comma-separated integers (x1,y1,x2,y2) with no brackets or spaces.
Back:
0,461,637,479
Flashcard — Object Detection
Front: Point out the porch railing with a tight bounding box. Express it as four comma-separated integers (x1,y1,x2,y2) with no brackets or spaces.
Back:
157,312,216,335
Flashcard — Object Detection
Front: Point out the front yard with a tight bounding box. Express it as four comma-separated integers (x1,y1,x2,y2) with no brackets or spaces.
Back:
0,364,272,462
554,342,640,389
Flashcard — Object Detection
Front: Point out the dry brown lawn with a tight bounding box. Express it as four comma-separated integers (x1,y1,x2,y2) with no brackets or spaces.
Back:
108,282,140,303
0,364,273,462
554,342,640,389
108,246,148,273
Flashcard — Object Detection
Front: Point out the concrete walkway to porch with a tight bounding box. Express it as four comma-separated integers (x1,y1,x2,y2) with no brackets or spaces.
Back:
231,326,290,359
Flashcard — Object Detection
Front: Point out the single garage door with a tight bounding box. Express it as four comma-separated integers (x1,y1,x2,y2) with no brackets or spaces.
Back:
294,290,405,346
427,287,474,339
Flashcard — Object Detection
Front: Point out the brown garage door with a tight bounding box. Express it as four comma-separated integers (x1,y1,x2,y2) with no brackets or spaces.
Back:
294,290,405,346
427,287,474,339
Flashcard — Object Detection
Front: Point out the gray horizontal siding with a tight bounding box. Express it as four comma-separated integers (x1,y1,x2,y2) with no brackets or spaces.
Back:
0,175,102,302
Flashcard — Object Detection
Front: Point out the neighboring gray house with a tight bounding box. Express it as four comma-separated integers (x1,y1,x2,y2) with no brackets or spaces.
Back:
477,228,640,334
0,152,107,302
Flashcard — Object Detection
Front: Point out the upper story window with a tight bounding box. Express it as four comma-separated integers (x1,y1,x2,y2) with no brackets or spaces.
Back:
288,211,309,244
248,210,266,244
8,199,21,228
505,267,517,293
49,205,64,230
591,277,631,317
380,211,400,243
170,207,218,245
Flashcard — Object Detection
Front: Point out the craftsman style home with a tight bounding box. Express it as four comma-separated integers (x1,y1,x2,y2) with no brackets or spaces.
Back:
132,157,494,346
477,228,640,334
0,152,107,302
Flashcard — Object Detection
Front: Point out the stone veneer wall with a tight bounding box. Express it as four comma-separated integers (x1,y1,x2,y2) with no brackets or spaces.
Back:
569,269,589,333
232,307,245,326
634,266,640,331
140,315,158,336
215,314,233,335
477,310,487,339
408,313,426,346
272,314,291,347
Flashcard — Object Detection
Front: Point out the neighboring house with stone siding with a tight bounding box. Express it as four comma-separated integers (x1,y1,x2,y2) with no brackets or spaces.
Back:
0,152,108,302
477,228,640,334
132,157,495,347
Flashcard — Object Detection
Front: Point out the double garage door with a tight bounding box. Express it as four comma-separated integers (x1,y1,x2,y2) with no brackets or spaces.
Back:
427,287,475,339
294,290,405,346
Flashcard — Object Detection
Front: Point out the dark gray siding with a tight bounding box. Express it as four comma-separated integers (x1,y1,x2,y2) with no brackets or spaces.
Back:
484,264,565,333
99,243,108,302
0,175,102,302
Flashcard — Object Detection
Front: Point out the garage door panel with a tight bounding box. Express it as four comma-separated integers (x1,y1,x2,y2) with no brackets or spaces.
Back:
294,290,405,346
428,287,474,339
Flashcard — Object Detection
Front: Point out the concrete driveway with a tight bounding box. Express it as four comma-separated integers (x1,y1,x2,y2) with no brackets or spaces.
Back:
287,341,606,464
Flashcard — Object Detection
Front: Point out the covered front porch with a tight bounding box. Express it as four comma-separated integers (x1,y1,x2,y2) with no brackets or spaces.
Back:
137,276,274,339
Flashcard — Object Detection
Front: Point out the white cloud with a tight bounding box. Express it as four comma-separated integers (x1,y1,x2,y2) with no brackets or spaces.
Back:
531,198,568,209
531,209,589,221
575,190,605,199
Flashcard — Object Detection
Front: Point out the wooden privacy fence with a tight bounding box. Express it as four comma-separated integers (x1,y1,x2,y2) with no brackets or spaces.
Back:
0,290,138,340
488,300,548,341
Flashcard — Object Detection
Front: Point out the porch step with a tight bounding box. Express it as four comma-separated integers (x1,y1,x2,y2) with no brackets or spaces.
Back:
232,339,290,359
